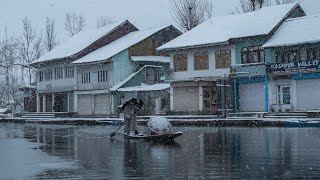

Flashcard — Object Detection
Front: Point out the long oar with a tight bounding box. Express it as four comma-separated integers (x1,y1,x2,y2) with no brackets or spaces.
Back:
110,124,123,137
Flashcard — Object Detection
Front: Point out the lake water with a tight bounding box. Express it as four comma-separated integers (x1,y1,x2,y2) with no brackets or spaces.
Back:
1,123,320,179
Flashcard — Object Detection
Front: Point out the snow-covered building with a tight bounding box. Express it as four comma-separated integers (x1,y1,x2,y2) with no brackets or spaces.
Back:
110,64,171,115
30,20,181,116
157,3,304,114
263,14,320,112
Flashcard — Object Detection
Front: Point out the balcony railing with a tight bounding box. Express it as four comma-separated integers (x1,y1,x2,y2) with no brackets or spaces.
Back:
230,62,267,77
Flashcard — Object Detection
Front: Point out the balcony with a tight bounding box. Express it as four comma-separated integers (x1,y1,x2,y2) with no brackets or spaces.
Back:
230,62,267,78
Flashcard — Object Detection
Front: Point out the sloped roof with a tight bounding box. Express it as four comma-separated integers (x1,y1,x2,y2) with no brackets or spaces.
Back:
300,0,320,16
130,56,170,63
72,26,167,64
31,20,129,64
157,3,299,51
263,15,320,48
110,65,162,91
118,83,170,92
0,108,11,114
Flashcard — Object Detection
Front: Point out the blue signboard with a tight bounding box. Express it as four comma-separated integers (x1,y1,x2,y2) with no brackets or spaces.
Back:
267,60,320,73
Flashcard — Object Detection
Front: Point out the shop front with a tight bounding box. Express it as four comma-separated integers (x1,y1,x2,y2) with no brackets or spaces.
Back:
267,59,320,112
170,80,233,115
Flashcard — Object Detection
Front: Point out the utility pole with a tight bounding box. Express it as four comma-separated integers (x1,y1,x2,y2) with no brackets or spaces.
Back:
224,75,227,118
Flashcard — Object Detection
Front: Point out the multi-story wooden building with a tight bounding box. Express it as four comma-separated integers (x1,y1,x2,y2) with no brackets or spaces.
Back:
30,20,181,116
263,15,320,112
158,3,304,115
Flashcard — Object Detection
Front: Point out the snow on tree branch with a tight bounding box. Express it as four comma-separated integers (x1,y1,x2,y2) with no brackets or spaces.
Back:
64,12,86,37
44,17,57,52
170,0,213,32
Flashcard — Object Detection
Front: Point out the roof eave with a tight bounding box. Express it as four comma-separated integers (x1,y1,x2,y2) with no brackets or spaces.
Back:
71,58,112,65
157,41,230,52
29,56,74,67
263,40,320,49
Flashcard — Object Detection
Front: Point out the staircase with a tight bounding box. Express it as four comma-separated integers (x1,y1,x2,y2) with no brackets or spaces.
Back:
22,112,56,119
264,112,307,119
228,112,266,118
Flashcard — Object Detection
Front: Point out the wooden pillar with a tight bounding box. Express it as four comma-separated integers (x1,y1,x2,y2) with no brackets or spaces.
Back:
43,94,46,112
199,85,203,111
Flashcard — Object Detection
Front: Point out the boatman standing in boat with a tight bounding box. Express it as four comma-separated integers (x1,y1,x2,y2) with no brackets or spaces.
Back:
122,98,143,135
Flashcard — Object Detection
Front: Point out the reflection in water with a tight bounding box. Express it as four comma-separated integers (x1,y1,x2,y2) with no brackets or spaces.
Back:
2,123,320,179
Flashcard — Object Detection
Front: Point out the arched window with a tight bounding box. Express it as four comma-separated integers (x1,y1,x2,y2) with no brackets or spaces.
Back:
173,54,188,72
194,51,209,70
215,49,231,69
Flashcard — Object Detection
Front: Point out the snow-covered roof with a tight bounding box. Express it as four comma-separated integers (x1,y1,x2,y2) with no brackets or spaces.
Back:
157,3,298,51
118,83,170,92
300,0,320,16
263,15,320,48
72,27,166,64
130,56,170,63
0,108,11,114
110,65,162,91
31,20,128,64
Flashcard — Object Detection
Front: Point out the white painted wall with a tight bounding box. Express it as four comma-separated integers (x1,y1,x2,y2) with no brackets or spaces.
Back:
77,63,112,91
169,45,236,81
269,78,320,112
269,79,294,112
37,62,77,93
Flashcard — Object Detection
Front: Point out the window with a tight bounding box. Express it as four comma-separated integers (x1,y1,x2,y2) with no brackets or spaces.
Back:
282,87,291,105
120,96,125,105
65,66,74,78
44,69,53,81
39,70,44,82
173,54,187,72
215,49,231,69
276,50,301,63
98,70,107,82
81,72,91,83
194,52,209,70
146,68,159,83
241,46,264,64
54,67,63,79
307,48,320,61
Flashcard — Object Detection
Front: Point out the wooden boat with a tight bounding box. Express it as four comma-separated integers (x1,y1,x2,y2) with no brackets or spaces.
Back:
123,131,182,143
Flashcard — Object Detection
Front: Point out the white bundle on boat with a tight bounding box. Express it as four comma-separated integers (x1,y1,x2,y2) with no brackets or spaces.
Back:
147,116,172,135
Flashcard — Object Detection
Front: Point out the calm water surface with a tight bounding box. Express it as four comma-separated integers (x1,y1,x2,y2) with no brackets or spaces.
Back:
1,123,320,179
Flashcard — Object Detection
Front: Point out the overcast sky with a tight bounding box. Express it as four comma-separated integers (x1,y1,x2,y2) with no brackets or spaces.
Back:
0,0,240,41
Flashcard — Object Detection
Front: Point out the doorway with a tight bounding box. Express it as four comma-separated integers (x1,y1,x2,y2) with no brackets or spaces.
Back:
53,92,68,112
203,86,217,112
278,85,291,112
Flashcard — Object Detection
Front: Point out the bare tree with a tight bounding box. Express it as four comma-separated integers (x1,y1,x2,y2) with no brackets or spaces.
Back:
20,17,43,86
232,0,268,13
96,16,115,28
170,0,213,32
44,17,57,52
232,0,297,13
0,28,22,111
274,0,296,5
64,12,86,37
